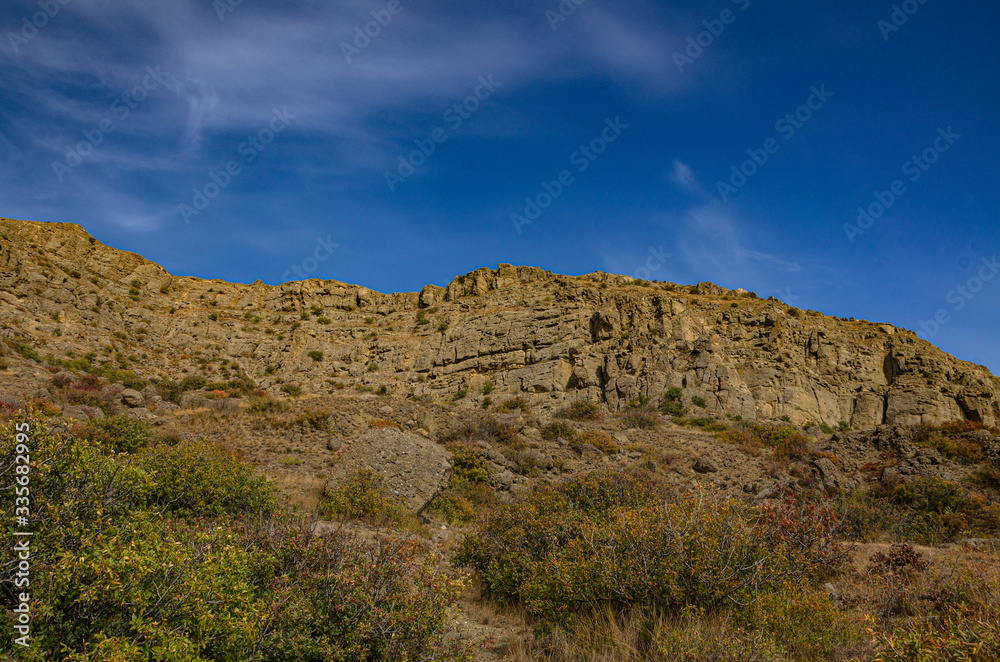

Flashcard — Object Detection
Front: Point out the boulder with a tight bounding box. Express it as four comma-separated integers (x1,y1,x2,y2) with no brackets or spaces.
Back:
324,427,453,515
814,457,841,486
693,456,718,474
126,407,157,422
121,388,144,408
62,405,104,421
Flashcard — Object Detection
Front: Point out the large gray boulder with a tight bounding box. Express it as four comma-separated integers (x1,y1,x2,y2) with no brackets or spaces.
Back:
121,388,144,408
324,427,453,515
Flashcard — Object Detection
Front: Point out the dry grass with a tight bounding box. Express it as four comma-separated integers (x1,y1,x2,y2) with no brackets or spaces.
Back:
502,608,786,662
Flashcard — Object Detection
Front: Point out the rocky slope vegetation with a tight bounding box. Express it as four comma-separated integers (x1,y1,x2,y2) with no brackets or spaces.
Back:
3,217,1000,661
1,217,998,429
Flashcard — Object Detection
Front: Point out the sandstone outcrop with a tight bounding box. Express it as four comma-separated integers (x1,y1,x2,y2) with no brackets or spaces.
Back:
1,217,998,429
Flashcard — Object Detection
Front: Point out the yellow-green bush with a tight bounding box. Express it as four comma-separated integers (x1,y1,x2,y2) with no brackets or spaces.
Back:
74,414,153,453
456,471,848,629
320,467,409,526
138,439,277,518
578,430,618,455
720,421,811,461
556,400,601,421
841,477,1000,544
494,396,532,414
0,409,473,661
427,441,494,525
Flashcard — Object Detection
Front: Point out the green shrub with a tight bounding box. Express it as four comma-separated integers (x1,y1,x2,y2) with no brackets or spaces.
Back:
482,381,494,395
320,468,409,526
18,342,41,362
0,412,473,661
262,528,475,662
426,441,493,525
438,322,449,332
308,350,324,362
297,408,329,430
75,414,153,453
674,417,726,432
868,605,1000,661
841,476,1000,544
720,421,811,462
665,387,683,402
969,465,1000,491
139,439,277,518
691,396,707,409
456,472,847,629
659,399,684,417
494,396,531,415
281,384,303,397
557,400,601,421
541,421,578,441
578,430,618,455
619,409,659,430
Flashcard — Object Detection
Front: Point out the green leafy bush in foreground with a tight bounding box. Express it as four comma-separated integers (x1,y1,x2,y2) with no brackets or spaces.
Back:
456,470,849,631
0,409,473,661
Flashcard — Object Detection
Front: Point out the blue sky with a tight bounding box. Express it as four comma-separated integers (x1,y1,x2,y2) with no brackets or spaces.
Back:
2,0,998,373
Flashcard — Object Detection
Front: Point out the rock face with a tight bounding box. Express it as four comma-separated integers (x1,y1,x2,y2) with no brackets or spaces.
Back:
1,217,999,429
324,427,453,514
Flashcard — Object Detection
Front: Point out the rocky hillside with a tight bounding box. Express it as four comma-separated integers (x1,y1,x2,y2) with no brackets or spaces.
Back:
1,216,999,428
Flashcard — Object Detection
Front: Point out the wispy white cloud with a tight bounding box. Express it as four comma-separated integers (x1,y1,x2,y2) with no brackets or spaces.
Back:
668,159,700,194
0,0,688,231
666,161,802,285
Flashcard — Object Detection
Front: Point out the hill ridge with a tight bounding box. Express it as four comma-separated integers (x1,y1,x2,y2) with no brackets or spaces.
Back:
1,216,998,428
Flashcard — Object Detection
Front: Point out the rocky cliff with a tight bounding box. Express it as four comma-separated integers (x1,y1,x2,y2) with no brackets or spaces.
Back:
1,217,998,428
